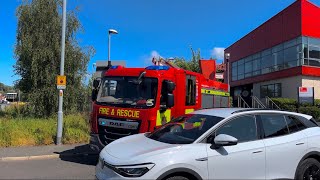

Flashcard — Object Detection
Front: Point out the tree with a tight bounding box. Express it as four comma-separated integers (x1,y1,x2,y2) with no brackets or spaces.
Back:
0,83,14,93
173,48,201,73
14,0,95,117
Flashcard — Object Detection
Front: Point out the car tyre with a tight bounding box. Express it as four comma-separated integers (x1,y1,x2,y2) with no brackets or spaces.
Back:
295,158,320,180
165,176,190,180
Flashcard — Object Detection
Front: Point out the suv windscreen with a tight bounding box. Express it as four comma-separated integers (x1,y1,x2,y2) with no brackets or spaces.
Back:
147,114,223,144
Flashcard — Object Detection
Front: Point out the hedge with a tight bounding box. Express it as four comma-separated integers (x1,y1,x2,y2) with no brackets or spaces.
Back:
298,106,320,120
270,98,298,112
271,98,320,121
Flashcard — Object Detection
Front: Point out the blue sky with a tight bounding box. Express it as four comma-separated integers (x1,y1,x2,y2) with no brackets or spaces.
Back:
1,0,318,86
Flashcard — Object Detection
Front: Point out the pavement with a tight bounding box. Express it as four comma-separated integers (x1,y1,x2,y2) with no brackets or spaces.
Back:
0,144,99,179
0,143,98,161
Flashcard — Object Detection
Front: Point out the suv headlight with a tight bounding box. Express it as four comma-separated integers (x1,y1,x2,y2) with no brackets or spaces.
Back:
98,157,154,177
114,163,155,177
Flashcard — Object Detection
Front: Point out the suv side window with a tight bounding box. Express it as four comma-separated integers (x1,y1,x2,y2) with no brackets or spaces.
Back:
260,114,289,138
216,115,257,143
285,115,306,133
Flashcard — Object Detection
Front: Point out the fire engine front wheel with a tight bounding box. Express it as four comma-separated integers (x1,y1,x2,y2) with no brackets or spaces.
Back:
89,133,105,152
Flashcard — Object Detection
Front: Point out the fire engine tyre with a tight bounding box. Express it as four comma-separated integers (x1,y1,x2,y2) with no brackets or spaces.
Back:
295,158,320,180
165,176,190,180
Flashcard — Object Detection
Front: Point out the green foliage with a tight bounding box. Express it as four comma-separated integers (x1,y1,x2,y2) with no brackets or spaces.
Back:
271,98,297,105
315,99,320,107
298,106,320,121
271,98,298,112
14,0,95,117
0,103,29,119
271,98,320,120
173,48,201,73
0,83,14,93
0,114,89,147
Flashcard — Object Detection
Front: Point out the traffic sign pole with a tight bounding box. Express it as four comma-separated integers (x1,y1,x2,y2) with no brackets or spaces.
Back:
57,0,67,145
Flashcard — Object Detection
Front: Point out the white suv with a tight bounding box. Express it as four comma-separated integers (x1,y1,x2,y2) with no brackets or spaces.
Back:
96,108,320,180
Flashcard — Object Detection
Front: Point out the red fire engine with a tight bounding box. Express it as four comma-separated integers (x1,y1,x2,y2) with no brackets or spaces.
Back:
89,59,229,151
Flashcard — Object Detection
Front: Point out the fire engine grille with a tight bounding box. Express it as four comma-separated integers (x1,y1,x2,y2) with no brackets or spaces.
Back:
98,117,141,145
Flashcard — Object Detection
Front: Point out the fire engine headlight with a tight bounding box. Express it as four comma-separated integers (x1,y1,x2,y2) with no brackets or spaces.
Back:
114,163,155,177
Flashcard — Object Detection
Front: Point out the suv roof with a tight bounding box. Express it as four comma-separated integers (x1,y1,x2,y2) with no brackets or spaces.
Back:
193,108,313,120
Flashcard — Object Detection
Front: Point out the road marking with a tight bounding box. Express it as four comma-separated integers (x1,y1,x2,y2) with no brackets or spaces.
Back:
0,153,97,162
0,154,60,161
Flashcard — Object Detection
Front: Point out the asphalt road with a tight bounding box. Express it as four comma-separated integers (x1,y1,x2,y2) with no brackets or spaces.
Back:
0,155,98,179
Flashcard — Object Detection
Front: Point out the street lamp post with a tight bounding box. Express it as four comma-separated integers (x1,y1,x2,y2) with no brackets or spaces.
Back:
225,53,231,107
225,53,231,93
106,29,118,96
108,29,118,67
56,0,67,145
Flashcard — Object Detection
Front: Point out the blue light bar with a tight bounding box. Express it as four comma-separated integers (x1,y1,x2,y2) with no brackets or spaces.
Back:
110,65,119,69
145,65,170,70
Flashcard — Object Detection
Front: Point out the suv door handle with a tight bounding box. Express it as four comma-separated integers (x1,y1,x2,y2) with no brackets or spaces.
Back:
252,150,263,154
195,157,208,161
296,142,305,146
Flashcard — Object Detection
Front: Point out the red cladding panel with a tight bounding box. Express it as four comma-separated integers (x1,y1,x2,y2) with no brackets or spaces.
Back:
302,66,320,77
302,0,320,38
225,0,302,63
199,60,216,80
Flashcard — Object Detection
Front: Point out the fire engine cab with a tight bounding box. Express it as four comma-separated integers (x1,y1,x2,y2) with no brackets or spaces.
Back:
90,59,229,151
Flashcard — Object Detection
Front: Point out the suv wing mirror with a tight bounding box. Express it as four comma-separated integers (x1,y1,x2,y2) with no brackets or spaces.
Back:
210,134,238,149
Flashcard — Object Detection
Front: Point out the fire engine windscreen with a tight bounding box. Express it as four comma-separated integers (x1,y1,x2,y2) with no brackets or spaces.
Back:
97,77,158,108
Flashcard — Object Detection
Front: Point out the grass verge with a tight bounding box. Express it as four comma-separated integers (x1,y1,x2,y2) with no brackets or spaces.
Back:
0,114,90,147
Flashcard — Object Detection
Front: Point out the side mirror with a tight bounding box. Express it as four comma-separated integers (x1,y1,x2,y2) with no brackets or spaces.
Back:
166,81,176,93
93,79,100,89
91,89,98,101
210,134,238,149
166,93,174,108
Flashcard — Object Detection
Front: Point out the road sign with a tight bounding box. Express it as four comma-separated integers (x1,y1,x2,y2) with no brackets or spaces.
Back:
298,87,314,105
57,75,66,89
215,73,224,79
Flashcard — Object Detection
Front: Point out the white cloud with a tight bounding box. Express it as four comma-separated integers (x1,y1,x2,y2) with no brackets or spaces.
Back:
211,47,225,60
142,50,162,66
150,50,162,59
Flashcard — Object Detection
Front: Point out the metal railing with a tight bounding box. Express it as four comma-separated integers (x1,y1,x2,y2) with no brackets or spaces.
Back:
237,96,250,108
251,96,266,108
265,96,281,110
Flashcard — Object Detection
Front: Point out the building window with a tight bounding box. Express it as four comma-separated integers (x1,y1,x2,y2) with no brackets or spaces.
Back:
309,46,320,59
229,35,320,82
231,36,305,82
260,83,281,98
